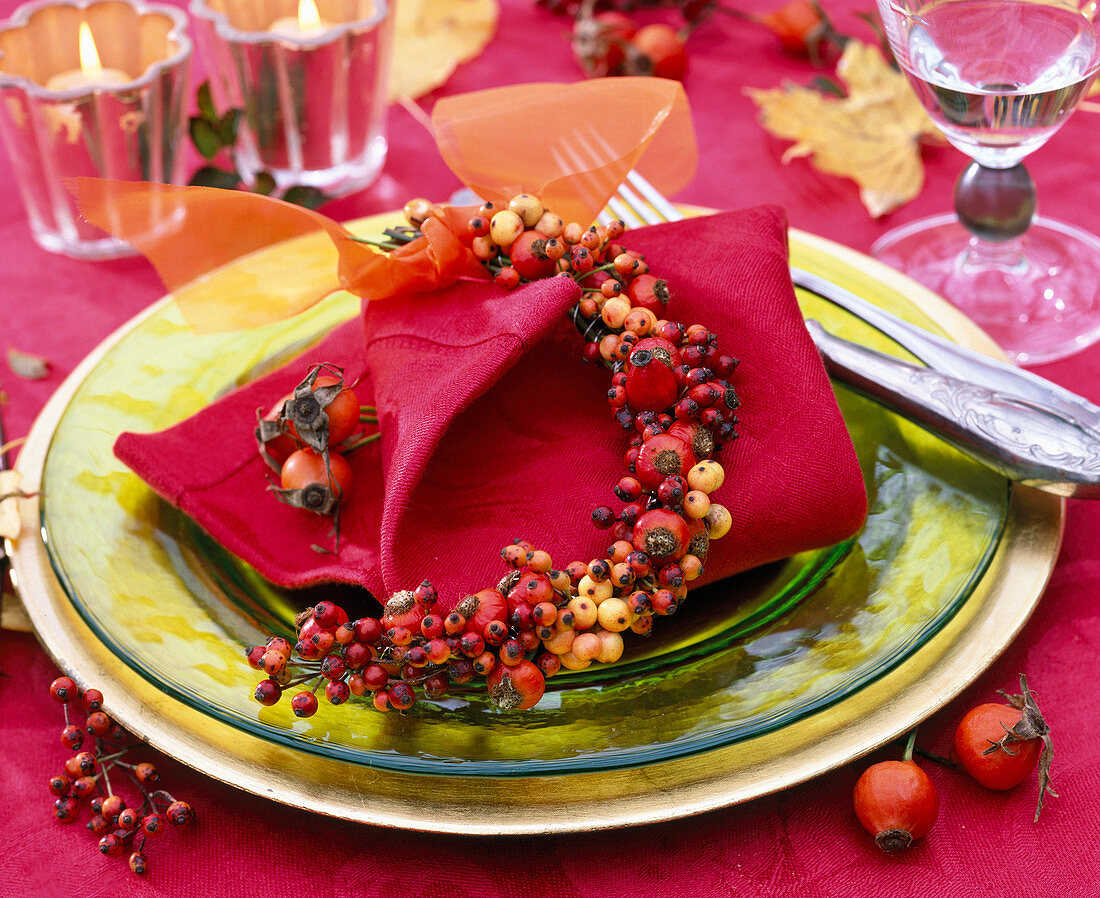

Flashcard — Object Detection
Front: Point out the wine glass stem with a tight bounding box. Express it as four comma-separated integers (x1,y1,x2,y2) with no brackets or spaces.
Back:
953,161,1037,245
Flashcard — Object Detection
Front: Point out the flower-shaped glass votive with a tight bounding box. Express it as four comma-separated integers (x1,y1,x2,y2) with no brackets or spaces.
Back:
190,0,392,196
0,0,192,259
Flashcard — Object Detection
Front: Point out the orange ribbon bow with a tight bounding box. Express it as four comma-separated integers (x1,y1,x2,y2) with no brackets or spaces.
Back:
73,77,696,332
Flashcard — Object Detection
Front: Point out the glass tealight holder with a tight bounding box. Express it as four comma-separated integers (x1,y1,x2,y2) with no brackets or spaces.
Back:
190,0,393,196
0,0,192,259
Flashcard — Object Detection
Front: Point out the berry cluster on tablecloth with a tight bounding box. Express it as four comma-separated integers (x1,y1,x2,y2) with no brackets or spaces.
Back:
46,677,194,875
247,193,742,714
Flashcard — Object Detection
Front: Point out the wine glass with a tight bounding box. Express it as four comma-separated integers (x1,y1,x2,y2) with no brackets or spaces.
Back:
872,0,1100,364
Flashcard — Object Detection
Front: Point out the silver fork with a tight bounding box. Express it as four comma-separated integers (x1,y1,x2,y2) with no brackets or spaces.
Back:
603,171,1100,498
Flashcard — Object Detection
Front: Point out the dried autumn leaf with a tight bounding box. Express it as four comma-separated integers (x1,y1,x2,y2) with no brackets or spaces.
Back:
747,40,943,217
6,346,50,380
0,470,22,540
389,0,499,101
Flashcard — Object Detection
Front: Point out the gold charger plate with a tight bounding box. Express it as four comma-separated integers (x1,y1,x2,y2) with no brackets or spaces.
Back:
8,218,1063,834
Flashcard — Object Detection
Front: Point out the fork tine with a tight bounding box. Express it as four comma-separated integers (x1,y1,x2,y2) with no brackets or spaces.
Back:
601,170,681,228
626,171,685,222
605,194,648,229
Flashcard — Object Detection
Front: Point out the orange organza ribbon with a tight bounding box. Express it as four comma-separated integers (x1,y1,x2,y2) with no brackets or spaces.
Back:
432,78,696,228
74,78,695,332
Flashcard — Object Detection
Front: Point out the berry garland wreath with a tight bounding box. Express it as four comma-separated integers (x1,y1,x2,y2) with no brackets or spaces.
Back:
248,192,742,714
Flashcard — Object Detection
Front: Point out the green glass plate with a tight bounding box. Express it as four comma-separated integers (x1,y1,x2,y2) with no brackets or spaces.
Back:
33,219,1012,779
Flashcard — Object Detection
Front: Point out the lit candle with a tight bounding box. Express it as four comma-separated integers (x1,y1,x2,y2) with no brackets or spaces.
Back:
268,0,333,38
45,22,132,91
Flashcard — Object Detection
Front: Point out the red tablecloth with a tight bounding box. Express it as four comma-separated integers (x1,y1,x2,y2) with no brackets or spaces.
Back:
3,1,1100,895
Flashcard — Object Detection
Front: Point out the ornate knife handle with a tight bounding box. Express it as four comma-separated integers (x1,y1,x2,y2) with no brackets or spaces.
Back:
807,321,1100,498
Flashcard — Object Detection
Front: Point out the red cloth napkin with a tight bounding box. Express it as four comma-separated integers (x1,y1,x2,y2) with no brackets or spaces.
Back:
114,207,867,610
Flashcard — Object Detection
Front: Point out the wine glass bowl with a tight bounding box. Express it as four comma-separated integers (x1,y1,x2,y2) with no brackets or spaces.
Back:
873,0,1100,364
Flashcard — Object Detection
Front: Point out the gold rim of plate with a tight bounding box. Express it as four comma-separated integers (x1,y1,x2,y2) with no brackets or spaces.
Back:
8,221,1064,835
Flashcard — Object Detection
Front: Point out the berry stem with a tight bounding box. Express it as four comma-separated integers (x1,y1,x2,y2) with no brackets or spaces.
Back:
914,746,961,770
902,727,917,762
346,235,406,251
343,433,380,452
280,673,322,689
100,760,116,797
572,261,619,284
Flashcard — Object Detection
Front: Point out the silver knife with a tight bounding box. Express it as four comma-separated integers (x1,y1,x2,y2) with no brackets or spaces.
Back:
794,267,1100,498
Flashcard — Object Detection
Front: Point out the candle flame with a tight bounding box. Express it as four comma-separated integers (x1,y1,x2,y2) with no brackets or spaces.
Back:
298,0,323,31
77,22,105,73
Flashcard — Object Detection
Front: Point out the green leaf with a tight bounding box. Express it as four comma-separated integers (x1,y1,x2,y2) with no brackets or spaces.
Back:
252,171,277,196
196,81,218,123
217,108,241,147
189,117,224,159
188,166,242,190
281,185,330,210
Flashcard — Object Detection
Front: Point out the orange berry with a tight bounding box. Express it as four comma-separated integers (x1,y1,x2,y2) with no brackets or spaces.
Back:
623,307,657,336
571,632,601,662
680,554,703,580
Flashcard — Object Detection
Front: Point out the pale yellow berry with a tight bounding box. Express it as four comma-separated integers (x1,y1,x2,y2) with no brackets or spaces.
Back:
687,459,724,494
571,632,601,662
567,596,599,630
534,211,564,238
507,193,544,228
577,575,613,604
705,503,732,539
595,629,624,663
683,490,711,519
558,650,592,671
402,197,432,226
596,597,632,633
601,297,632,329
489,209,524,247
562,221,585,244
